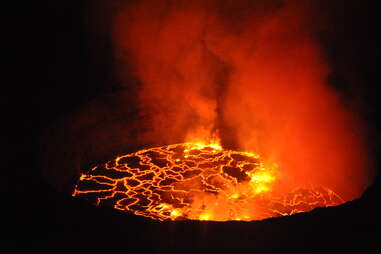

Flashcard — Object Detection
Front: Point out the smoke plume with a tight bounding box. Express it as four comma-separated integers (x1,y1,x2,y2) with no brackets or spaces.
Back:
112,0,372,200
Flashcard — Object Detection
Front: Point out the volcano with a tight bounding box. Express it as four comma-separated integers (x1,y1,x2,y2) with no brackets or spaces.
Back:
22,0,379,252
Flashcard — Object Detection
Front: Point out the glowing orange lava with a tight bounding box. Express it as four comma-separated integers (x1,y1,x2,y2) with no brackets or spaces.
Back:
73,142,343,221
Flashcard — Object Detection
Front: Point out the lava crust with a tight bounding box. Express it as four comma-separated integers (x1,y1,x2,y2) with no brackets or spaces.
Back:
73,143,343,221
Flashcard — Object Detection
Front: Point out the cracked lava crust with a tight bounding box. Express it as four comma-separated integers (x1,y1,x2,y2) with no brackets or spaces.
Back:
73,142,343,221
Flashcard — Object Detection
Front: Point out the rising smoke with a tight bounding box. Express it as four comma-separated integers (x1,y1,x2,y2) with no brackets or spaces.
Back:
108,0,372,200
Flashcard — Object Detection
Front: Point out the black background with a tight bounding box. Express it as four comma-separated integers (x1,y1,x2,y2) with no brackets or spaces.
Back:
6,0,380,252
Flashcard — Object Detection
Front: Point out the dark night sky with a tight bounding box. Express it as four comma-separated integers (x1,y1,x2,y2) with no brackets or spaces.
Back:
6,0,381,252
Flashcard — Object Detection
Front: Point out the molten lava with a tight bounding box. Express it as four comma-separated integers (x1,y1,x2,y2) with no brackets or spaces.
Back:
73,142,343,221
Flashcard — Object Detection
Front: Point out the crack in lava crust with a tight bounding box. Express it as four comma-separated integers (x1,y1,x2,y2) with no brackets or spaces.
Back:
72,143,344,221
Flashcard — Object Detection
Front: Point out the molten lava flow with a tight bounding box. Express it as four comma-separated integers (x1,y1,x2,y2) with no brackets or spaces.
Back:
73,142,343,221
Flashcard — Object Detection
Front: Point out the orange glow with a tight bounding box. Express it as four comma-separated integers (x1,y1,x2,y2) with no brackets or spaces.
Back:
199,213,211,221
73,142,343,221
111,0,372,206
73,0,373,220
